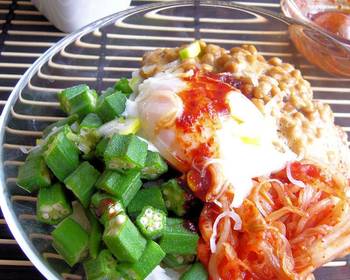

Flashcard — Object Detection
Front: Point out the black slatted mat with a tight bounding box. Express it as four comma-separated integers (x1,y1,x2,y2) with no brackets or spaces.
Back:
1,1,349,280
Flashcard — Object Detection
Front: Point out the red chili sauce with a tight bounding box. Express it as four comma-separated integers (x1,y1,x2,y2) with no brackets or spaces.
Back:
175,71,240,200
311,10,350,42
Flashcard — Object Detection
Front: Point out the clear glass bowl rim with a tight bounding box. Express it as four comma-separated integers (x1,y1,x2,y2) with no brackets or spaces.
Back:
0,1,347,279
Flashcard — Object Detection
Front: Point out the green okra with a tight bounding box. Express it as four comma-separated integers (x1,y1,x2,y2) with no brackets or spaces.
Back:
180,262,208,280
36,182,71,225
17,155,51,192
70,201,91,232
44,128,80,181
159,218,199,255
52,217,89,267
96,92,127,122
127,187,167,216
86,210,102,259
58,84,98,118
161,179,197,217
141,151,168,180
104,134,148,171
136,206,166,240
117,240,165,280
42,114,79,139
95,137,109,159
103,213,146,263
162,254,195,269
114,78,133,95
64,161,100,208
81,113,103,129
96,169,142,206
83,250,119,280
90,192,125,225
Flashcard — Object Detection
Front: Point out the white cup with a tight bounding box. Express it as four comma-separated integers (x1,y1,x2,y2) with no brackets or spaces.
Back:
31,0,132,33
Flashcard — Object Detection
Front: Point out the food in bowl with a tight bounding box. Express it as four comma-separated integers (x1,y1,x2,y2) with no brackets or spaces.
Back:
16,41,350,280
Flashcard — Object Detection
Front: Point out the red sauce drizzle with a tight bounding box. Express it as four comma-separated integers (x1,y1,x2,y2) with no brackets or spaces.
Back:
176,71,234,133
175,71,241,200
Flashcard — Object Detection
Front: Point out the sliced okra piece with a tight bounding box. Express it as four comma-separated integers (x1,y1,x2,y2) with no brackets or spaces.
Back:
96,87,116,108
162,253,195,269
141,151,168,180
96,169,142,206
42,114,79,138
104,134,147,171
78,128,101,155
95,137,109,159
127,187,167,216
52,217,89,267
117,240,165,280
81,113,103,129
96,92,127,122
44,128,80,181
64,161,100,208
79,114,102,151
78,113,102,155
17,155,51,192
90,192,125,225
136,206,166,240
161,179,197,217
70,201,91,232
83,249,118,280
159,218,199,255
86,210,102,259
103,213,146,263
58,84,98,118
37,183,71,225
114,78,133,95
180,262,208,280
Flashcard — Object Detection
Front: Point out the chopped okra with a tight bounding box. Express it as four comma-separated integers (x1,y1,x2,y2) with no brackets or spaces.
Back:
117,240,165,280
90,192,125,225
95,137,109,159
103,213,146,263
114,78,133,95
141,151,168,180
136,206,166,240
83,249,118,280
96,169,142,206
104,134,148,171
162,254,195,269
64,161,100,208
161,179,197,217
44,128,80,181
42,114,79,139
80,113,103,129
52,217,89,267
86,210,102,259
127,187,167,216
159,218,199,255
58,84,98,118
37,183,71,225
180,262,208,280
96,92,127,122
17,155,51,192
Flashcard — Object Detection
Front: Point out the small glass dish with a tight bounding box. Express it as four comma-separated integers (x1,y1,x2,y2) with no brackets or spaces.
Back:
281,0,350,76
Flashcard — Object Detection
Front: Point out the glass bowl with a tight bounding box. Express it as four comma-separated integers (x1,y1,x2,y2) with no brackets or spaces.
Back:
1,1,350,279
281,0,350,76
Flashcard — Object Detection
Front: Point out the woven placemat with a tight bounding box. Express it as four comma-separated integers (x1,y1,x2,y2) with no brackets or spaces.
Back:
1,1,349,279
